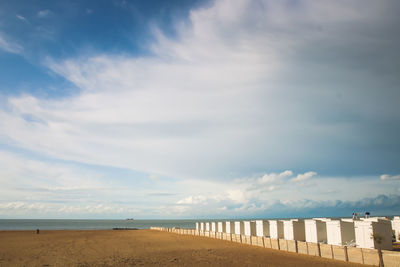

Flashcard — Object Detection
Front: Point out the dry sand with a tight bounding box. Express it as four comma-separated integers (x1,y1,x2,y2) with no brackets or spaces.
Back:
0,230,369,267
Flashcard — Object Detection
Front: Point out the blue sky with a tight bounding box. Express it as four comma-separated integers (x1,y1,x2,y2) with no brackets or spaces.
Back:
0,0,399,219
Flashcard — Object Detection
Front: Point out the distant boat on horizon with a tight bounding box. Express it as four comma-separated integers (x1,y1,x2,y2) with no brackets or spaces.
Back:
126,218,134,221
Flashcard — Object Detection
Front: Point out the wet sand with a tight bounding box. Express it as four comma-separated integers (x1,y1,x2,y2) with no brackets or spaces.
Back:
0,230,369,266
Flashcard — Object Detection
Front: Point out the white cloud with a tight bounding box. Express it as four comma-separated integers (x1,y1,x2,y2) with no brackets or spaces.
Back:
172,170,395,217
1,0,398,182
266,185,275,192
1,0,399,217
241,170,315,192
176,188,248,206
37,9,51,18
380,174,400,181
170,174,399,218
0,148,396,218
291,171,317,183
177,195,207,205
0,151,110,201
0,201,138,217
0,150,185,214
226,189,247,204
258,170,293,184
16,14,28,22
149,174,160,180
0,33,23,54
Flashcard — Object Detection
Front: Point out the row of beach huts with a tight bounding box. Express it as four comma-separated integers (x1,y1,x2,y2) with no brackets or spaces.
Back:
195,216,400,251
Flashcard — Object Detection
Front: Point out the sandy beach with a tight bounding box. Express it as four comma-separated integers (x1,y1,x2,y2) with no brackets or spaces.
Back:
0,229,370,266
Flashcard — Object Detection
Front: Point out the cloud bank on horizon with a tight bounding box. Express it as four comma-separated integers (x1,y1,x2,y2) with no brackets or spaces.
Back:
0,0,399,218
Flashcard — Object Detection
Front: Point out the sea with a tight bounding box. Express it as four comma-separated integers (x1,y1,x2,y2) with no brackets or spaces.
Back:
0,215,395,230
0,219,199,230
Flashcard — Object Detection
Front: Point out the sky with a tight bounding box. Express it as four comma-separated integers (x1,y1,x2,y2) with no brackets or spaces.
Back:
0,0,399,219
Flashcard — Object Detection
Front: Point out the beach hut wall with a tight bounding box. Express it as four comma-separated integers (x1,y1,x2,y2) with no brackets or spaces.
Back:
360,217,386,222
313,218,332,222
269,220,284,239
283,219,306,241
200,222,204,231
211,222,216,232
305,219,328,243
205,222,210,231
217,222,226,233
392,216,400,241
354,219,393,250
225,221,234,234
244,221,257,236
326,220,355,246
256,220,270,237
196,222,199,231
234,221,245,235
234,221,240,235
341,218,355,222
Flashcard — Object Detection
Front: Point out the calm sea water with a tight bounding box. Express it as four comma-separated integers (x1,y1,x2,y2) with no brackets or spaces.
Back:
0,219,199,230
1,216,394,230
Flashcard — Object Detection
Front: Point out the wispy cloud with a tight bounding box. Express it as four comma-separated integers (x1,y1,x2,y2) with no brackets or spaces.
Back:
0,150,183,218
0,201,138,217
291,171,317,183
0,33,23,54
177,195,207,205
174,171,397,217
0,0,399,218
381,174,400,181
242,170,316,191
37,9,51,18
2,193,398,219
1,0,396,182
258,170,293,185
16,14,28,23
0,148,397,218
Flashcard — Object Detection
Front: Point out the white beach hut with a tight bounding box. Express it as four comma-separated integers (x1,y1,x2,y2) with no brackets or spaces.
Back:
326,220,355,246
225,221,235,234
305,219,328,243
360,217,386,221
269,220,284,239
205,222,210,232
256,220,270,237
234,221,245,235
313,218,332,222
341,218,355,223
354,219,393,250
392,216,400,242
196,222,199,231
244,221,257,236
283,219,306,241
211,222,217,232
200,222,205,231
217,221,226,233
